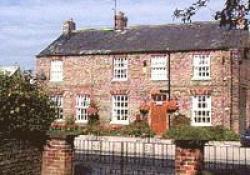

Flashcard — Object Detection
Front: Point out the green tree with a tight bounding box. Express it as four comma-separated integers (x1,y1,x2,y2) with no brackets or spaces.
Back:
0,73,56,140
174,0,250,29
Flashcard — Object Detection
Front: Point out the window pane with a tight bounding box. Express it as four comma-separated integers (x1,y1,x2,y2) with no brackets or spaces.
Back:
112,95,129,123
151,56,167,80
193,55,211,79
113,58,128,80
192,95,211,125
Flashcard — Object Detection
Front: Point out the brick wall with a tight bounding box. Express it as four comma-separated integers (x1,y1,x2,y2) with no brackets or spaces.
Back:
36,49,242,132
171,50,232,128
175,145,204,175
0,139,42,175
41,137,74,175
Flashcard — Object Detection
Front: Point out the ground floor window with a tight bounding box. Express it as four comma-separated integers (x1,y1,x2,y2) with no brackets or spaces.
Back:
50,95,63,120
191,95,211,126
76,95,90,122
112,95,129,124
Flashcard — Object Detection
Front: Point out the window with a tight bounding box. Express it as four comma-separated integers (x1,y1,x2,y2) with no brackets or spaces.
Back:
75,95,90,123
50,95,63,120
111,95,129,124
113,57,128,80
193,55,211,80
151,56,167,80
50,60,63,81
192,95,211,126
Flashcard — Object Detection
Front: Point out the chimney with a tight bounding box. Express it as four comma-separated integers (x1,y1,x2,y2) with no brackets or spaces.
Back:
114,11,128,31
63,18,76,35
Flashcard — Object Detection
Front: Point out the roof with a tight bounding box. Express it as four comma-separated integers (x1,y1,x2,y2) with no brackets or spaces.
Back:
37,21,250,57
0,66,20,76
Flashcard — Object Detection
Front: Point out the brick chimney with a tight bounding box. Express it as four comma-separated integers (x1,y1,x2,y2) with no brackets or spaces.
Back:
63,18,76,35
114,11,128,31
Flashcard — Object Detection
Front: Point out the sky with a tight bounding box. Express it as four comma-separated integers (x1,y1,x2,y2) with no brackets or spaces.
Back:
0,0,225,70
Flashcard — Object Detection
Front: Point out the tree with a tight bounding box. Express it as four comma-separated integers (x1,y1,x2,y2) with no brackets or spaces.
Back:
0,73,56,140
174,0,250,30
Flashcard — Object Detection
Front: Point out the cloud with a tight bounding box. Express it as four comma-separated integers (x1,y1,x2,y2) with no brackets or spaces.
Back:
0,0,225,69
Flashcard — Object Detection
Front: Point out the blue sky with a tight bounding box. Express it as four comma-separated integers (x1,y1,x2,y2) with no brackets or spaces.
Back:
0,0,225,69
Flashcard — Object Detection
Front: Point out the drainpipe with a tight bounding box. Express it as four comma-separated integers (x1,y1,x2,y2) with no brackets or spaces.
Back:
168,53,171,101
168,53,171,129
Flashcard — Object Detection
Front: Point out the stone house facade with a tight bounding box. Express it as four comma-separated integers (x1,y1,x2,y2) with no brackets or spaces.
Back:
36,13,250,133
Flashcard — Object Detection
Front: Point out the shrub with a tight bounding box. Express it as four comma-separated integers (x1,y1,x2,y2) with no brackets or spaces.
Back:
120,120,155,137
171,114,190,128
0,74,56,142
81,120,155,137
163,125,239,141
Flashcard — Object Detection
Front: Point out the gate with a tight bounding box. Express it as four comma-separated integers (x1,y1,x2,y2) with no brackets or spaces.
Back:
74,138,175,175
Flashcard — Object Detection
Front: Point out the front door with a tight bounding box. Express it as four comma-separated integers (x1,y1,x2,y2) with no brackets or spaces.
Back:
150,94,169,135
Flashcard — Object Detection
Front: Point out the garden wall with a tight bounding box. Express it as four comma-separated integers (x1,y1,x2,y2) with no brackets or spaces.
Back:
0,139,42,175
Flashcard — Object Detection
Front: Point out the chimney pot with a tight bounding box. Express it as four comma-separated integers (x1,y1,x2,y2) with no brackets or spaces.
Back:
114,11,128,31
63,18,76,35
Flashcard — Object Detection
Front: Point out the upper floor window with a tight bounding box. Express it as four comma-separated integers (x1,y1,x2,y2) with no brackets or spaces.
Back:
151,56,167,80
50,60,63,82
191,95,211,126
75,95,90,123
111,95,129,125
113,57,128,81
50,95,64,120
193,55,211,80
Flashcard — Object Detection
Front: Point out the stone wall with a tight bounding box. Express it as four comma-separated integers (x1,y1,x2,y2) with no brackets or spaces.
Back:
0,139,42,175
36,49,244,132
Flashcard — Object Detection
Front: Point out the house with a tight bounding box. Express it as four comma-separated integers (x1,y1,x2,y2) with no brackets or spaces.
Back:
36,12,250,133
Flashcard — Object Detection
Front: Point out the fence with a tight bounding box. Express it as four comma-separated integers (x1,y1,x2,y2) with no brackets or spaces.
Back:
74,136,175,175
204,142,250,175
74,136,250,175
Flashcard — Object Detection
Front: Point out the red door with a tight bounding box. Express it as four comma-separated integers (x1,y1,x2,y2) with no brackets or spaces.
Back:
149,94,169,135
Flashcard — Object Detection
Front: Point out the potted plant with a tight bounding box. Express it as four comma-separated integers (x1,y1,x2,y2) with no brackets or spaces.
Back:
139,100,150,119
86,101,99,125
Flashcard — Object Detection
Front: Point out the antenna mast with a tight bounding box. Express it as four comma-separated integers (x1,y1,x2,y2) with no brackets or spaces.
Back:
114,0,117,16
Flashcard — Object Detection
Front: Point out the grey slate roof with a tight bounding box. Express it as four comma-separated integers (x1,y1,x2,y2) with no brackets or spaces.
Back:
37,22,250,57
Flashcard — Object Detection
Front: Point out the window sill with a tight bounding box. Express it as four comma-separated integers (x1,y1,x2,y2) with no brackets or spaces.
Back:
151,79,168,81
191,123,212,127
191,77,211,81
111,79,128,82
75,120,88,125
49,80,64,83
110,120,129,125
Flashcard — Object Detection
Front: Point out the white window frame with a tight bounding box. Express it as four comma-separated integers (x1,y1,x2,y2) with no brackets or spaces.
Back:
111,95,129,125
191,95,212,126
75,95,90,123
50,95,64,120
151,56,168,81
192,55,211,80
113,57,128,81
50,60,63,82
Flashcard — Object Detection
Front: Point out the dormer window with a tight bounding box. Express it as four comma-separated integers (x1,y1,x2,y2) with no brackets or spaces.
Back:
50,60,63,82
113,57,128,81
